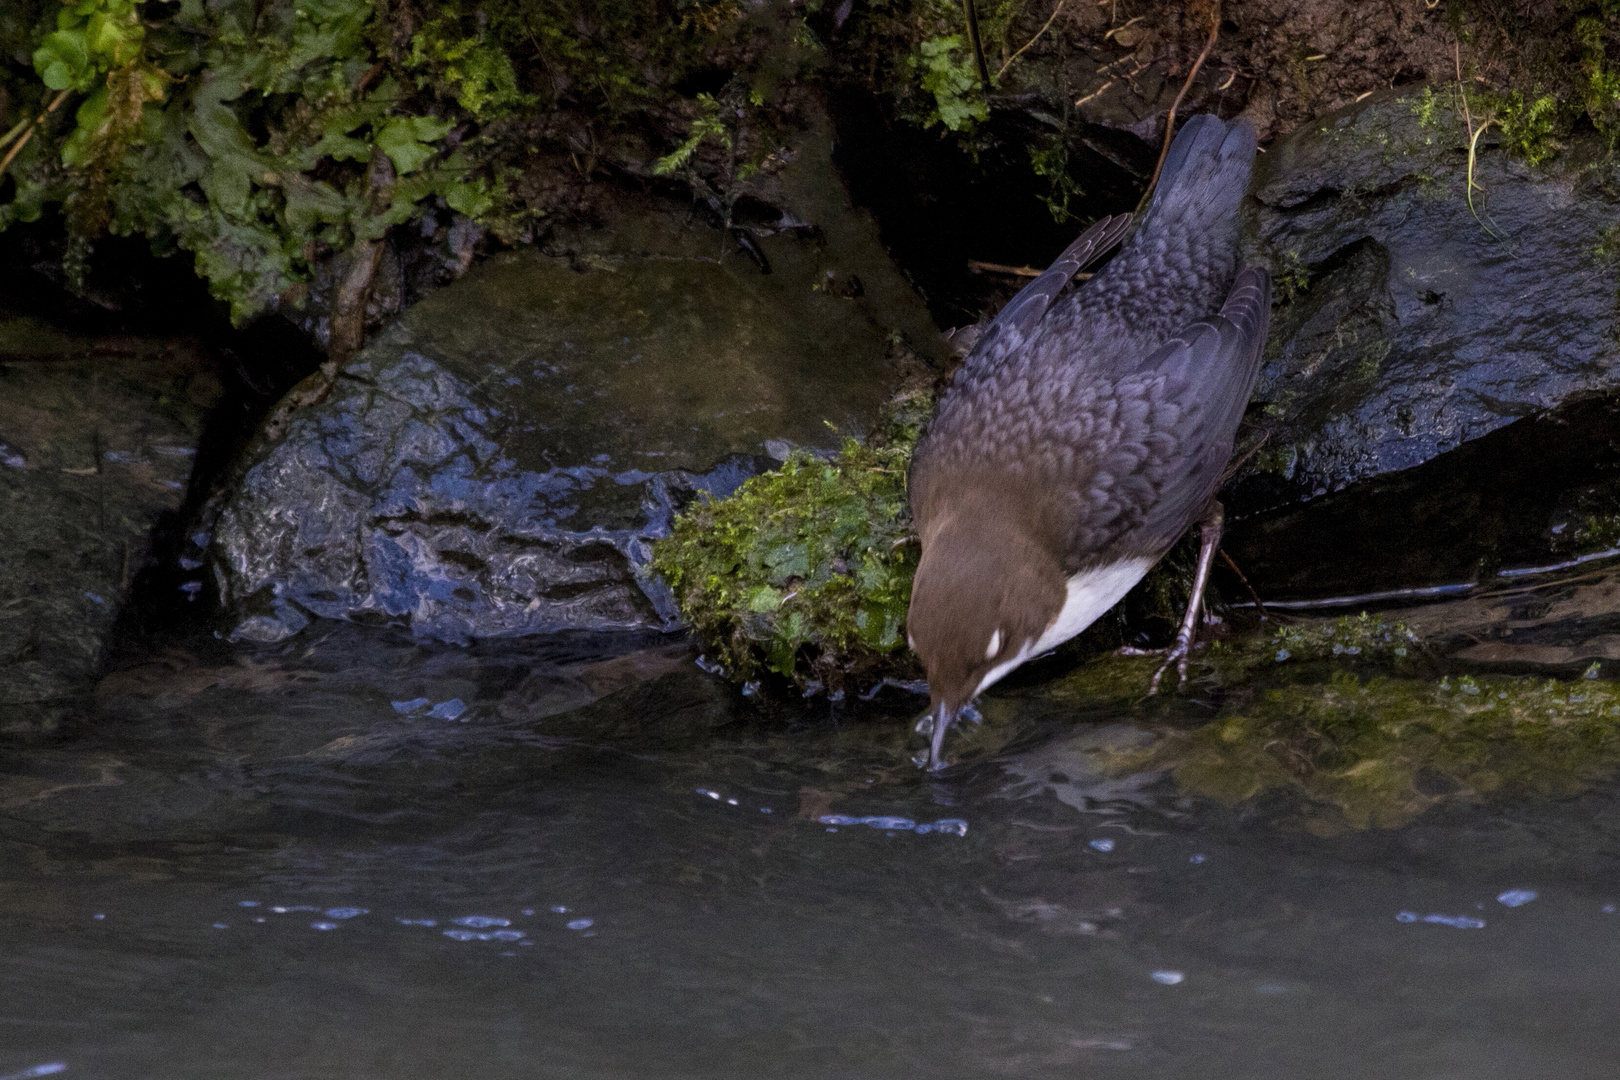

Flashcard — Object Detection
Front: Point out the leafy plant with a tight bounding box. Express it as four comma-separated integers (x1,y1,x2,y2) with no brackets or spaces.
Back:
909,35,987,133
407,14,532,123
653,93,732,175
1029,134,1082,223
1492,90,1560,165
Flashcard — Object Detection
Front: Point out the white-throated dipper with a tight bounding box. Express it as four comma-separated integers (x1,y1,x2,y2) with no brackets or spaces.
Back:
906,114,1271,769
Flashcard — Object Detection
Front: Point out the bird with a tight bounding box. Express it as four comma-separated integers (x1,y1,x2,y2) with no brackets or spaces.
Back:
905,114,1271,770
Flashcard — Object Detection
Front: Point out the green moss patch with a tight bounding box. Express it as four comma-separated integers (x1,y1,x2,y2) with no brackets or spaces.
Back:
1152,668,1620,832
1038,610,1620,831
651,390,932,694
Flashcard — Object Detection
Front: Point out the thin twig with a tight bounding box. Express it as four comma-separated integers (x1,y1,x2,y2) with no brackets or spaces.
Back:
0,116,30,152
1454,39,1505,241
968,259,1094,278
962,0,992,90
1217,548,1268,619
997,0,1068,82
0,89,72,181
1073,80,1114,107
1139,8,1220,211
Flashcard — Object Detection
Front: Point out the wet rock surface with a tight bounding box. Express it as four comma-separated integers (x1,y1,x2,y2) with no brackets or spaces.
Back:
1220,90,1620,599
214,125,941,645
1239,91,1620,502
0,320,219,728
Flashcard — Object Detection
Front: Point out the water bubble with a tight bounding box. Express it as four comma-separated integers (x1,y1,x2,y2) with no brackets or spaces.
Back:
864,816,916,831
760,807,772,813
1189,854,1206,864
253,918,266,924
212,923,228,930
492,930,526,942
238,901,260,907
1151,970,1184,985
324,907,369,920
1399,911,1484,929
521,909,535,916
919,818,968,836
1496,890,1538,908
697,788,722,800
1604,905,1617,915
566,918,594,930
550,905,568,914
452,916,510,928
0,1064,68,1080
91,914,105,920
443,929,490,942
726,798,739,806
310,922,339,931
391,698,431,715
1088,838,1115,852
426,698,467,721
83,592,105,605
396,918,437,927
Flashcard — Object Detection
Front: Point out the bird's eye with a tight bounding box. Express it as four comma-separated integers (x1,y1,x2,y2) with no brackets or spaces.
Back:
985,629,1002,658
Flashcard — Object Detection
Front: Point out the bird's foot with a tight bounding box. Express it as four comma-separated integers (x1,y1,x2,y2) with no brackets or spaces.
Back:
1148,632,1196,695
912,702,982,735
1114,640,1199,695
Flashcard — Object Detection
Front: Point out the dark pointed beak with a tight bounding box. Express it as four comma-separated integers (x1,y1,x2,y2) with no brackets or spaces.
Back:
927,701,959,771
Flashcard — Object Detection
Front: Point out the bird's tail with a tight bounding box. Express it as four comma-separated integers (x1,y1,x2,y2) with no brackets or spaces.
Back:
1138,114,1257,235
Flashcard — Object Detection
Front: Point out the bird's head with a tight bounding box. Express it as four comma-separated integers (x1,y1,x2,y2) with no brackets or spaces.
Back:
905,497,1065,768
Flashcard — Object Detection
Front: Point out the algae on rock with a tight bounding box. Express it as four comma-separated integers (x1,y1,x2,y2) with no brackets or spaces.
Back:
1039,610,1620,832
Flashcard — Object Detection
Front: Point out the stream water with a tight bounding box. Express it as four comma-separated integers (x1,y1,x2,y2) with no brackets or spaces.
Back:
3,626,1619,1078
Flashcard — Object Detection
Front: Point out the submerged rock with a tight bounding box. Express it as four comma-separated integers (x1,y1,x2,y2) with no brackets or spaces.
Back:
0,332,219,729
213,133,941,644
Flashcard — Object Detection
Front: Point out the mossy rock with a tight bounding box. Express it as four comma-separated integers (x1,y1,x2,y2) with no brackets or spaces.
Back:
651,390,932,694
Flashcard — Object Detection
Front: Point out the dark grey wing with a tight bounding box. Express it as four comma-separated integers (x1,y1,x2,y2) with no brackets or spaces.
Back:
967,213,1134,363
1061,267,1272,563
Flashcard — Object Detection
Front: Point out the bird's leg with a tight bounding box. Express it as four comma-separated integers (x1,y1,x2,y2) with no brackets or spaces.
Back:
1149,502,1224,695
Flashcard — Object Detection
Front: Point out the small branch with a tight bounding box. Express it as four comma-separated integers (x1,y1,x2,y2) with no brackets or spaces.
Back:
1139,6,1221,211
1217,548,1269,619
969,259,1094,279
997,0,1068,83
0,89,73,181
1073,79,1114,107
1454,39,1506,241
962,0,992,91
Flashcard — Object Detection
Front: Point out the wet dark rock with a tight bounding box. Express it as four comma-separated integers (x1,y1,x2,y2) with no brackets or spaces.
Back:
1225,393,1620,600
1223,90,1620,599
213,132,942,645
1237,91,1620,506
0,332,220,730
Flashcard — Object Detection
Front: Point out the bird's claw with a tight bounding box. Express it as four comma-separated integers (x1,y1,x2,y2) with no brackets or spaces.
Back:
1147,633,1195,695
1116,640,1196,695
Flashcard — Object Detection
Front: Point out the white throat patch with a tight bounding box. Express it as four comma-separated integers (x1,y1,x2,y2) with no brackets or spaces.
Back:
973,557,1155,697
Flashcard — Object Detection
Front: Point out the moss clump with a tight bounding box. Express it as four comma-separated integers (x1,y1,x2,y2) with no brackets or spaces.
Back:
651,390,933,694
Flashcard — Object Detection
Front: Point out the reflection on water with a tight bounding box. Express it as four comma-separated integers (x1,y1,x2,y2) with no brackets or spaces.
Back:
3,625,1620,1078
